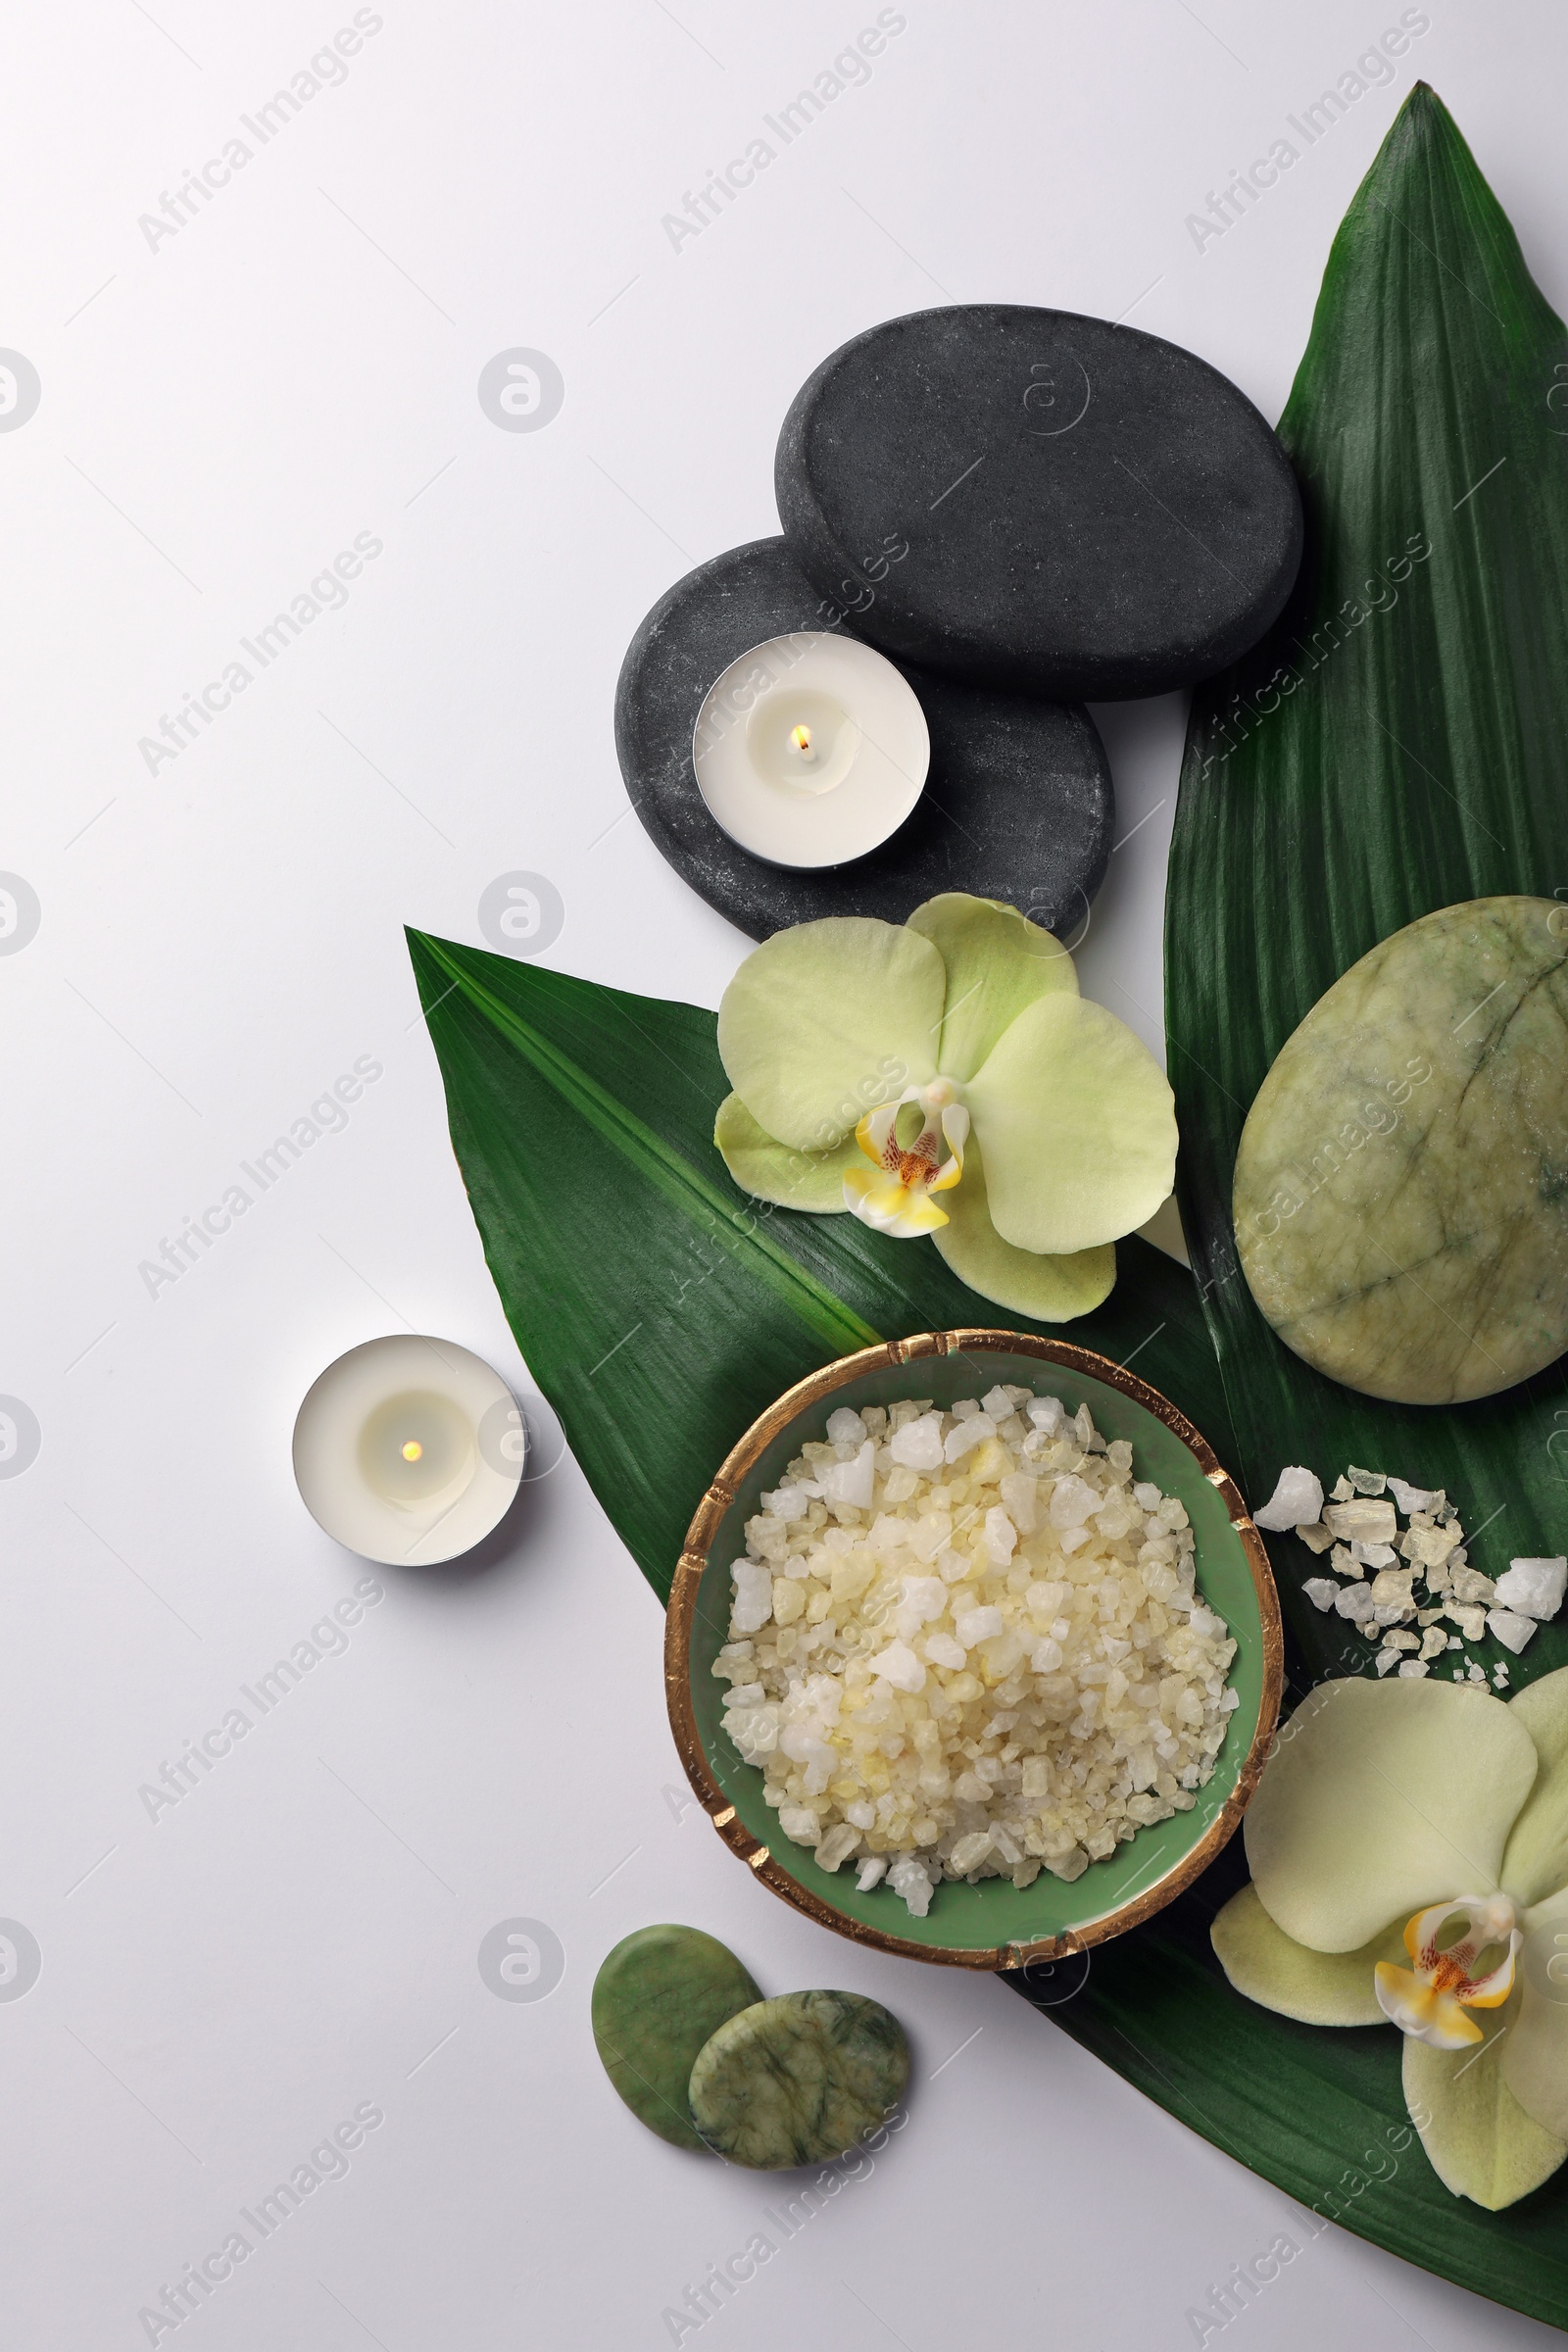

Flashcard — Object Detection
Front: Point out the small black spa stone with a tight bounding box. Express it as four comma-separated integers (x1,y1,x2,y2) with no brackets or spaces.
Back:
612,537,1112,941
775,305,1302,700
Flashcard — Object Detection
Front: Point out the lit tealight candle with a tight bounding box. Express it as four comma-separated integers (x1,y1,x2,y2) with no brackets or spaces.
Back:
292,1335,526,1565
692,631,929,867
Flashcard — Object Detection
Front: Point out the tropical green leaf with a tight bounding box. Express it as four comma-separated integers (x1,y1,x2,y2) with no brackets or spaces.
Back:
1164,81,1568,2317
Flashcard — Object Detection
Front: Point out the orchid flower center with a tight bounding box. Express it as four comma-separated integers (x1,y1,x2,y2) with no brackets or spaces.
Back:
1373,1893,1521,2048
842,1079,970,1239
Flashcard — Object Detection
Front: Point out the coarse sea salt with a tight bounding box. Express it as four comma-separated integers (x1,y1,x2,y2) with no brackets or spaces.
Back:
713,1389,1239,1916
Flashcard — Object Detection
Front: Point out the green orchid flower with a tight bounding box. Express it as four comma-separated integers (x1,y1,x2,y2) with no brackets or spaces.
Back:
1213,1671,1568,2211
712,893,1178,1320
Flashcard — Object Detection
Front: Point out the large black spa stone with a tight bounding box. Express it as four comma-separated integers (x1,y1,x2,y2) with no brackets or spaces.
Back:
775,305,1302,700
612,537,1112,941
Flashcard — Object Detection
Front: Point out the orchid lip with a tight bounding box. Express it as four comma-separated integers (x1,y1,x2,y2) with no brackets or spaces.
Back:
1374,1894,1522,2048
844,1079,970,1238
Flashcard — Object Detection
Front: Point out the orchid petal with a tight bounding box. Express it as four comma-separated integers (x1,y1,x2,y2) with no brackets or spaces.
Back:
929,1133,1115,1321
1244,1678,1538,1953
905,893,1077,1083
717,917,943,1153
713,1093,860,1213
967,993,1178,1254
1211,1882,1405,2026
1501,1665,1568,1908
1404,1990,1567,2209
1500,1889,1568,2140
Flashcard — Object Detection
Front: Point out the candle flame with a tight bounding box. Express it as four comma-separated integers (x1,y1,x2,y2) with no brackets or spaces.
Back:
789,723,812,753
402,1440,423,1461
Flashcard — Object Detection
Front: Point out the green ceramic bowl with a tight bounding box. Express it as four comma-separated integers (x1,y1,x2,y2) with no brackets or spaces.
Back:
665,1330,1281,1971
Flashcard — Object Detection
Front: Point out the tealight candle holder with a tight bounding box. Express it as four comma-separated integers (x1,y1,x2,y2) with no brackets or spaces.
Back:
692,631,928,868
292,1335,526,1565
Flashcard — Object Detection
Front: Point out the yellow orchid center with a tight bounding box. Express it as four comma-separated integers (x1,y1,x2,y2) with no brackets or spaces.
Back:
1373,1894,1521,2048
842,1080,969,1238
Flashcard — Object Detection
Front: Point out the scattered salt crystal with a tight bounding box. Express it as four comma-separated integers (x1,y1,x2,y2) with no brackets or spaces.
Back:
1325,1500,1398,1544
1335,1585,1376,1623
1375,1649,1399,1676
1254,1465,1325,1531
1494,1558,1568,1621
1347,1466,1387,1495
856,1856,888,1891
825,1406,867,1448
1387,1477,1441,1515
1397,1660,1430,1679
1487,1609,1539,1656
1302,1579,1339,1612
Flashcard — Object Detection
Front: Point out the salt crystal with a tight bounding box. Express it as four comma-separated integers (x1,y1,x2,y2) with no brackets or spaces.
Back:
1387,1477,1441,1515
1254,1465,1325,1531
1494,1558,1568,1621
984,1508,1018,1565
1050,1474,1101,1530
1028,1396,1065,1435
825,1406,867,1448
981,1387,1015,1420
945,1413,997,1463
856,1856,888,1891
1348,1466,1387,1495
1302,1579,1339,1612
1487,1609,1539,1656
1397,1660,1431,1679
889,1412,945,1472
868,1640,926,1691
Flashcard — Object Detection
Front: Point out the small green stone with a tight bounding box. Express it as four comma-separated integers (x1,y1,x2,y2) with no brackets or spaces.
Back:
592,1925,761,2151
1234,897,1568,1403
687,1990,910,2170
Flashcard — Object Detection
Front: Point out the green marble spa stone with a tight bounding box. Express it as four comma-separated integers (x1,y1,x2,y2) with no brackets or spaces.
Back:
687,1989,909,2170
591,1924,760,2151
1233,896,1568,1404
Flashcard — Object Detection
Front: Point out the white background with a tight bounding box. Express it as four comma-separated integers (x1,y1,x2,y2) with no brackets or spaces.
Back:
2,2,1564,2345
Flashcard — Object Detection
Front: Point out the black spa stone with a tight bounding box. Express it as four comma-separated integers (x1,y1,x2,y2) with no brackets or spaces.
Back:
612,537,1112,942
774,305,1302,700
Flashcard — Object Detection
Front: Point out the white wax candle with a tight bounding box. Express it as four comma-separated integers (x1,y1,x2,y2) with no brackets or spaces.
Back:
292,1335,526,1565
692,631,929,868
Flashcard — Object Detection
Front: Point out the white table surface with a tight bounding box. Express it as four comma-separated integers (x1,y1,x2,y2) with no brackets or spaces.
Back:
5,2,1564,2344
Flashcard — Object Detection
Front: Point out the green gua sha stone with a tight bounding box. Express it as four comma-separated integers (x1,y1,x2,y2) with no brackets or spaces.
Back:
687,1990,910,2170
1233,896,1568,1404
591,1924,761,2150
